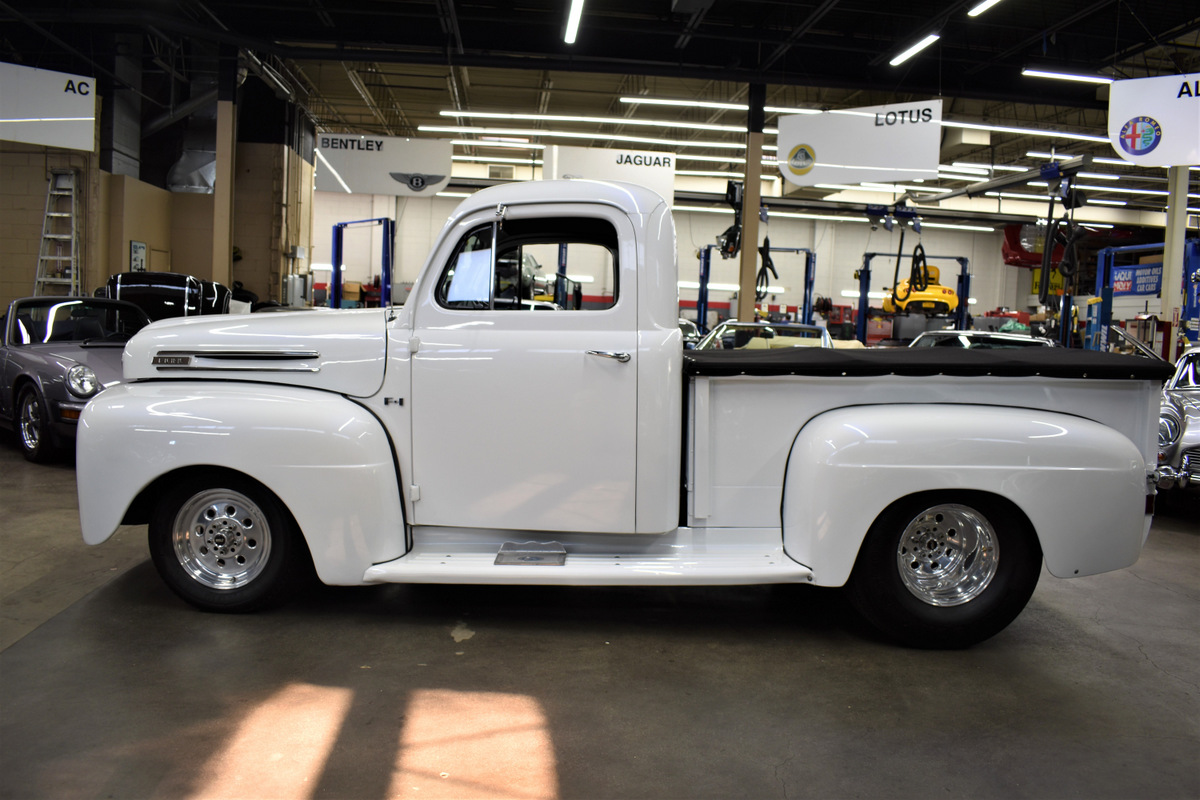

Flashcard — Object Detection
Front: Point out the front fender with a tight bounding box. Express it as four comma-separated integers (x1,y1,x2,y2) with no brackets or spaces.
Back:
77,382,405,585
782,404,1148,586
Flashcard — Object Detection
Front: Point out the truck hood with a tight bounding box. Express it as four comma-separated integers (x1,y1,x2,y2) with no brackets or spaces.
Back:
122,308,388,398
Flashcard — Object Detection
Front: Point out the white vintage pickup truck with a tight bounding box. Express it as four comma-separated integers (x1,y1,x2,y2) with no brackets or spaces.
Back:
77,180,1173,648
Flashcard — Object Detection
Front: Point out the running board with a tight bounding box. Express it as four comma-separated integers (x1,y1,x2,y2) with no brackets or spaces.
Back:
363,528,813,586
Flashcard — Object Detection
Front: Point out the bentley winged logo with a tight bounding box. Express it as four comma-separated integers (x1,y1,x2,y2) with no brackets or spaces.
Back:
390,172,445,192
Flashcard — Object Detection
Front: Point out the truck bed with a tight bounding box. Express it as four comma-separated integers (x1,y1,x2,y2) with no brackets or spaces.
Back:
684,346,1174,381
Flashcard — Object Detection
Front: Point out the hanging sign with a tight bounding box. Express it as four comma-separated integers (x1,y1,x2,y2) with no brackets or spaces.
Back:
776,100,942,188
1112,262,1163,297
1108,73,1200,167
0,61,96,152
543,145,676,202
315,136,452,195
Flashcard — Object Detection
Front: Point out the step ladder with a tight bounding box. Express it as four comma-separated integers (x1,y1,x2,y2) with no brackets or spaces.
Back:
33,169,81,296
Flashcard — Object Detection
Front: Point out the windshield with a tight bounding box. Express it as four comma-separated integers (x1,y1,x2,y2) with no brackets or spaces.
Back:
1171,353,1199,389
911,332,1049,349
10,299,152,345
698,323,829,350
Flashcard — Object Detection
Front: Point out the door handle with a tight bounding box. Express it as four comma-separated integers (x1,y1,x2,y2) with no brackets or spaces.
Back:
587,349,631,363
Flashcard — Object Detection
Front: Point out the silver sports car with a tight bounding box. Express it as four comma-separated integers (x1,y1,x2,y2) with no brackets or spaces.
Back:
1158,346,1200,490
1,296,152,462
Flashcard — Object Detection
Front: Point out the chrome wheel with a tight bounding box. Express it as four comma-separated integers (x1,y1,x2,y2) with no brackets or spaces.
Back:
896,504,999,607
172,489,272,590
18,391,42,452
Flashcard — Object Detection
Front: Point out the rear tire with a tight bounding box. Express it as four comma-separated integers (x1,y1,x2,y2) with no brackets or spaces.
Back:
148,473,308,612
846,492,1042,649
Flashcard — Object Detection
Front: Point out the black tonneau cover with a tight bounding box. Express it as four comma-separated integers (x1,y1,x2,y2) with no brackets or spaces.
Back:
683,347,1174,381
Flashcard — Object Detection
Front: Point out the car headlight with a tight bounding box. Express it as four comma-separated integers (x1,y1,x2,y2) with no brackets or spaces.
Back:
1158,412,1181,447
66,365,100,398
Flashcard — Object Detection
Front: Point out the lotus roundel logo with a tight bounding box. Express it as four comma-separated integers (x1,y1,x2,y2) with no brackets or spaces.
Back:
1117,116,1162,156
787,144,816,176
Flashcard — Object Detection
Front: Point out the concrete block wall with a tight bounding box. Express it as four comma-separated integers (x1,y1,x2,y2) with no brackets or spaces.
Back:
0,143,101,308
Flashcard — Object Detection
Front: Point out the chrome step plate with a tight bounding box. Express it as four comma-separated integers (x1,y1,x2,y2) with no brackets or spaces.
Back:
494,541,567,566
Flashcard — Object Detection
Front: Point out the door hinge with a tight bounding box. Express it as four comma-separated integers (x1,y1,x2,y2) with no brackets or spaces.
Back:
407,337,421,353
409,484,421,502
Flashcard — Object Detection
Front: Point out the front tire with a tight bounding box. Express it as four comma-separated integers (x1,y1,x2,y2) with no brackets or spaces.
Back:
148,473,308,612
846,492,1042,649
16,386,59,463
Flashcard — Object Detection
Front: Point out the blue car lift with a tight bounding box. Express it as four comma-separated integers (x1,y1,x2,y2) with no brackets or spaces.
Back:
694,243,818,333
330,217,395,308
854,252,970,344
1087,239,1200,350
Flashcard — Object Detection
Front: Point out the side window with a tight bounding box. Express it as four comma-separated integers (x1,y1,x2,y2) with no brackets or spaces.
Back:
435,216,618,311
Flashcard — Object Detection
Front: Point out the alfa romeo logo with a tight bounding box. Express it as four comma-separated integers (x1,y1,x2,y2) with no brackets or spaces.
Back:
1117,116,1162,156
786,144,816,176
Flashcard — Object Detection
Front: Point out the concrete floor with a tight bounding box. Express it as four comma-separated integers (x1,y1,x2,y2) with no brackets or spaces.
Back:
1,438,1197,800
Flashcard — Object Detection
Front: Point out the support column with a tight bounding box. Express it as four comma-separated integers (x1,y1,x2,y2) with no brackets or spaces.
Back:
1160,165,1190,361
211,46,238,287
736,84,766,323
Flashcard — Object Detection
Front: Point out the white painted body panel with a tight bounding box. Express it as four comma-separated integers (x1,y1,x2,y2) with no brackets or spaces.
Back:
782,405,1148,585
408,200,641,534
77,382,405,584
122,307,388,398
688,374,1159,530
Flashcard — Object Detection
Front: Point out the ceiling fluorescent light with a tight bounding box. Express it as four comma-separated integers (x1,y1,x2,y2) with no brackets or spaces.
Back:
952,162,1027,173
1021,67,1113,85
764,106,822,115
943,120,1107,143
921,222,996,232
679,280,786,292
940,163,990,175
677,169,779,180
985,191,1051,200
1077,172,1118,180
420,124,747,150
621,96,748,112
453,155,544,165
1026,151,1147,168
440,109,747,134
968,0,1003,15
451,139,545,150
564,0,585,44
889,34,940,67
672,206,869,224
618,97,821,115
1088,198,1127,206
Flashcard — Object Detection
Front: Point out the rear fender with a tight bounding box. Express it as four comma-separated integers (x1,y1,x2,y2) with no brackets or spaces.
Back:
782,404,1147,586
77,382,405,584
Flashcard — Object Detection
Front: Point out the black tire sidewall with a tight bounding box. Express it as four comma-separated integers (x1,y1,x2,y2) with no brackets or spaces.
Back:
848,493,1042,649
148,474,302,612
16,387,56,463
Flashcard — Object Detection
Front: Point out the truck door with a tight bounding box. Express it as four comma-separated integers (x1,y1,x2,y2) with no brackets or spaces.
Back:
409,204,639,534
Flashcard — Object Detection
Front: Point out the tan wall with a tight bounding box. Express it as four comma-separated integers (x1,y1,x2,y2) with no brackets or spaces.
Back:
106,174,172,279
232,142,278,301
0,143,101,307
171,193,216,280
232,142,316,303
